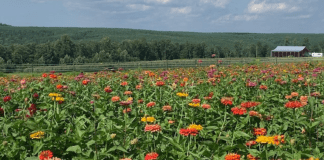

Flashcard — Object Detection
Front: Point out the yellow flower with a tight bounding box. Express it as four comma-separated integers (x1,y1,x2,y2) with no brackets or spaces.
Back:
49,93,62,97
256,136,274,144
141,117,155,123
188,124,203,131
30,131,45,139
52,97,64,102
176,92,188,97
188,103,200,107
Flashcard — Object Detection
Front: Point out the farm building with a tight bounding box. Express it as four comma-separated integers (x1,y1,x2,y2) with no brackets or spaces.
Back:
271,46,310,57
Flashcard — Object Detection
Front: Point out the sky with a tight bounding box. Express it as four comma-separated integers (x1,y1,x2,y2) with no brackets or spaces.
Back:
0,0,323,33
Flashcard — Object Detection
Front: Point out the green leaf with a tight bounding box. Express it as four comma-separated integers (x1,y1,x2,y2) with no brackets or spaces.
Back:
25,157,39,160
247,149,260,156
86,140,95,148
66,145,82,154
164,136,184,152
234,131,250,138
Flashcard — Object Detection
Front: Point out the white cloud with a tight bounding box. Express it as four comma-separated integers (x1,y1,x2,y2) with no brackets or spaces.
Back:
247,0,298,14
170,7,191,14
200,0,231,8
127,4,151,11
284,14,311,19
145,0,171,4
233,14,258,21
213,14,258,23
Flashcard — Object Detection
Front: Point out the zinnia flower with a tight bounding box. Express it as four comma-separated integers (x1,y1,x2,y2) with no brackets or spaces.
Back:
191,99,200,103
162,105,172,111
123,108,131,114
188,103,200,107
221,97,233,106
201,104,211,109
240,101,260,108
146,102,156,108
124,91,132,95
285,101,303,109
141,117,155,123
120,81,128,86
176,92,188,97
111,96,120,102
246,140,257,147
42,73,48,78
156,81,165,86
39,150,53,160
231,107,246,115
225,153,241,160
247,154,260,160
144,124,161,133
82,80,89,85
3,96,11,102
56,84,63,89
30,131,45,139
253,128,267,136
145,152,159,160
188,124,203,131
104,86,112,93
179,128,199,136
33,93,39,99
120,158,132,160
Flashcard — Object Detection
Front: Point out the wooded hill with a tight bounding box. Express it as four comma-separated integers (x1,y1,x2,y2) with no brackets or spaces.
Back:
0,23,324,64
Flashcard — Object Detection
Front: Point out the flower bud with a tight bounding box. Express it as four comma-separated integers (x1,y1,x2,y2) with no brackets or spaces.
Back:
307,79,311,83
110,133,116,139
2,141,8,146
130,138,138,145
290,139,295,145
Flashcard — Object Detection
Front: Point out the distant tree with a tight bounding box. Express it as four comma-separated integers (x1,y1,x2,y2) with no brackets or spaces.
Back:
284,37,290,46
234,40,243,57
59,54,73,64
54,35,76,63
74,56,87,64
302,37,311,51
38,56,45,64
292,38,299,46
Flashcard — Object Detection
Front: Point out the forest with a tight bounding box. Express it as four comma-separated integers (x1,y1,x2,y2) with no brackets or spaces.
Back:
1,23,324,64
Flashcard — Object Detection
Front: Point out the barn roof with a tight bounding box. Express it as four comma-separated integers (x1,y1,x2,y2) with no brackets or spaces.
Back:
272,46,307,52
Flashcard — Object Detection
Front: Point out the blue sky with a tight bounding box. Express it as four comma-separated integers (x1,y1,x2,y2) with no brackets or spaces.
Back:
0,0,322,33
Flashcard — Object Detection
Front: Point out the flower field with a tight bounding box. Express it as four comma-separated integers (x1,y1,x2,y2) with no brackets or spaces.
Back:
1,62,324,160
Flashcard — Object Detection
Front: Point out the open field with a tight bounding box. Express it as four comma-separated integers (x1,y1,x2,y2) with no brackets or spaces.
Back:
1,60,324,159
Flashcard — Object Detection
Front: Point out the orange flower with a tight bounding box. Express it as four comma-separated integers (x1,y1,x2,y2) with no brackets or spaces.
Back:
111,96,120,102
42,73,47,78
82,80,89,85
123,108,131,114
259,85,268,90
124,91,132,95
56,84,63,89
291,92,298,97
225,153,241,160
104,86,112,93
241,101,260,108
183,77,189,82
168,120,175,124
137,99,144,104
246,140,257,147
300,96,308,102
120,81,128,86
253,128,267,136
273,135,285,145
162,105,172,111
49,74,57,79
285,95,293,99
136,84,142,90
247,154,260,160
201,104,211,109
146,102,156,108
231,107,246,115
144,124,161,132
249,111,261,118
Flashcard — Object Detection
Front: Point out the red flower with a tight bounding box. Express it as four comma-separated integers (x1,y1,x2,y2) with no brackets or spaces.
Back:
156,81,165,86
144,124,161,133
247,154,260,160
49,74,57,79
104,86,112,93
3,96,11,102
0,107,4,116
42,73,47,78
120,81,128,86
39,150,53,160
145,152,159,160
28,104,37,116
285,101,303,109
241,101,261,108
221,97,233,106
231,107,246,115
33,93,39,99
179,128,199,136
120,101,132,106
191,99,201,103
146,102,156,108
259,85,268,90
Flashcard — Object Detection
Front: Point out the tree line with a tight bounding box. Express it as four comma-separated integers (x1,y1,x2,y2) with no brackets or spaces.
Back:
0,34,323,65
